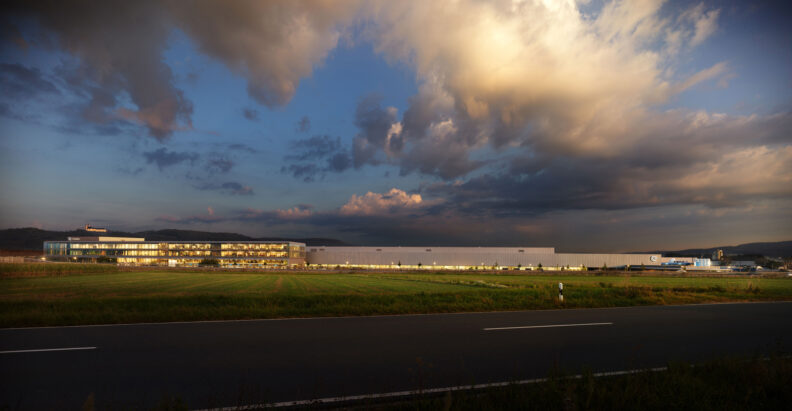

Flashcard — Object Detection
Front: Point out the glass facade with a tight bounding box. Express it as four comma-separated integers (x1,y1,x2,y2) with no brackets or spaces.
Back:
43,240,306,268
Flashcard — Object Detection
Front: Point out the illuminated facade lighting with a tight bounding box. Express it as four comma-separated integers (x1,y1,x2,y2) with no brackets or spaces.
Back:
44,237,306,268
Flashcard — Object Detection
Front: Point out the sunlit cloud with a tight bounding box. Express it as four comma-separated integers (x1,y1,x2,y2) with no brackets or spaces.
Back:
340,188,436,216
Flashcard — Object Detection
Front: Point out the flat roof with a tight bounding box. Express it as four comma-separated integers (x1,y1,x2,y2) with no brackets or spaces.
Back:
66,236,145,242
55,239,304,245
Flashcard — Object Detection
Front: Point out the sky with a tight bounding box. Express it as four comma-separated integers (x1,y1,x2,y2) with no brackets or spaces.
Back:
0,0,790,252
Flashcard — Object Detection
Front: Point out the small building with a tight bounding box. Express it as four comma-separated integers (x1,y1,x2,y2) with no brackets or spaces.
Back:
83,224,107,233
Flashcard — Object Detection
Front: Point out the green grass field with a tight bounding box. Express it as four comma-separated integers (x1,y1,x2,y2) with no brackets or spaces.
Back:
1,263,791,327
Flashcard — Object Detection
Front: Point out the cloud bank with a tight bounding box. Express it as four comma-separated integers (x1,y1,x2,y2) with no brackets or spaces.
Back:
4,0,791,248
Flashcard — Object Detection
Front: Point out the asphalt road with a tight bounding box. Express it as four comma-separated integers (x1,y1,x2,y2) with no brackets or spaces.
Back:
2,302,791,409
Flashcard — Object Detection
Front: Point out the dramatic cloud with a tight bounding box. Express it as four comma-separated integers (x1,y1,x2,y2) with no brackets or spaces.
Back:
143,148,199,171
340,188,432,216
7,1,193,140
5,0,790,249
422,111,792,214
5,0,735,149
351,94,402,167
7,0,361,139
355,0,736,176
170,0,361,107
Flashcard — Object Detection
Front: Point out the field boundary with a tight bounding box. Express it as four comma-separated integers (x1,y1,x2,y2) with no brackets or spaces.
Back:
3,300,789,331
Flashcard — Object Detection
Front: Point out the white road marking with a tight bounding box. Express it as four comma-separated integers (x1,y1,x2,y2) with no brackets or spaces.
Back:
0,346,97,354
192,366,667,410
2,301,788,331
484,322,613,331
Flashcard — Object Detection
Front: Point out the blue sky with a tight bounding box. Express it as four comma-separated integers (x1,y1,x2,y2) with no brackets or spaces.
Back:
0,0,790,252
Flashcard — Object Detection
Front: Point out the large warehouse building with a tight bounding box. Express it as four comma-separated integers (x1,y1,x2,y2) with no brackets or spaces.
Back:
43,237,699,269
305,246,675,270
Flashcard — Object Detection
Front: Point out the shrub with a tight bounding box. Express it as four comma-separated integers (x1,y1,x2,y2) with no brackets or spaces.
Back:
198,258,219,267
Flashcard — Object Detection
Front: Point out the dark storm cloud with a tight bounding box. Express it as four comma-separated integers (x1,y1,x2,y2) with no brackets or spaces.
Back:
296,116,311,133
392,88,487,179
139,145,255,193
219,182,253,196
170,2,359,107
0,63,59,98
143,148,199,171
327,152,351,173
242,108,259,121
287,135,343,161
352,94,400,168
205,155,234,174
209,199,518,246
281,164,320,182
310,93,483,179
7,1,192,140
282,135,351,181
422,115,792,216
194,181,254,196
0,21,28,49
51,61,123,126
4,1,364,140
227,143,258,153
0,62,68,122
397,131,485,179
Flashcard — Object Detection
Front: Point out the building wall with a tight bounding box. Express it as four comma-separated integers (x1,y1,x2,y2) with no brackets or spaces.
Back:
44,240,306,267
306,246,661,268
44,241,676,270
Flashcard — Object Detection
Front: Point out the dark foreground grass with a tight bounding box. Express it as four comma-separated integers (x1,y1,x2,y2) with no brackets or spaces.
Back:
340,355,792,411
141,355,792,410
1,269,791,327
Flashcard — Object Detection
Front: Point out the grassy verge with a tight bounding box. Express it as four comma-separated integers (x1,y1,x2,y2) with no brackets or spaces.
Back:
1,269,791,327
0,262,120,276
341,355,792,411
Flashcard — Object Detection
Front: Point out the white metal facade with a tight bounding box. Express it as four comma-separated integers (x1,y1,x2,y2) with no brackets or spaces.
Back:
305,246,664,268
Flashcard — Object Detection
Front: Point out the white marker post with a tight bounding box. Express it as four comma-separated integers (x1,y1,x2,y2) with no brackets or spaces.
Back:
558,282,564,302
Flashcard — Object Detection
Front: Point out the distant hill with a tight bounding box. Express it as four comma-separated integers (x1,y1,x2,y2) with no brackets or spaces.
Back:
654,241,792,258
0,227,348,250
